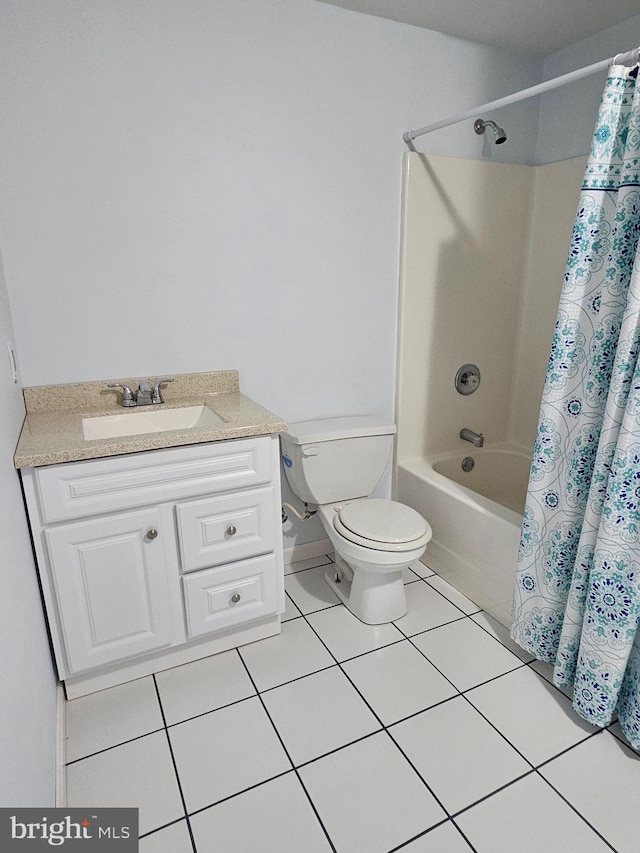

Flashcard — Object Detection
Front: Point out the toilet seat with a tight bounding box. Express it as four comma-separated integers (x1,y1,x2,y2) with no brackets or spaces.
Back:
333,499,431,552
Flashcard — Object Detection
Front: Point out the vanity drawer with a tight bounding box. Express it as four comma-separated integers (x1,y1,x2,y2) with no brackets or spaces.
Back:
182,554,279,638
176,486,276,573
34,436,273,522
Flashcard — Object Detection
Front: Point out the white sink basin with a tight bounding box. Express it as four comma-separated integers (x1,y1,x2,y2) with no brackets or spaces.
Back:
82,405,224,440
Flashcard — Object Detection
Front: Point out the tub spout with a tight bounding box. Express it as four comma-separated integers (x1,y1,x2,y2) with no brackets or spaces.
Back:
460,428,484,448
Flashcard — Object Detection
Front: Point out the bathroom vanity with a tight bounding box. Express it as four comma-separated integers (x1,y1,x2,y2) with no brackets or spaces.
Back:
14,371,287,698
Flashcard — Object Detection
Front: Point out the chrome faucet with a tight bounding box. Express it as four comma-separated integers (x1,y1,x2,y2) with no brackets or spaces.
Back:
460,427,484,448
107,377,174,407
136,380,153,406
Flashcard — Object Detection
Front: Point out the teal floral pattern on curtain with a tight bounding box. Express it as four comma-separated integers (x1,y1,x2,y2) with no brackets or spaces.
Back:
511,63,640,750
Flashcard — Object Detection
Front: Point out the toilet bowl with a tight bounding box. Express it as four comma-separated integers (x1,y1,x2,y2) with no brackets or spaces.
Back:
279,416,432,624
318,499,431,623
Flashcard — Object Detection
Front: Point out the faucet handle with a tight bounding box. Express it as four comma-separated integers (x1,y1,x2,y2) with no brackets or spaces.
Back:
107,382,135,407
151,377,174,404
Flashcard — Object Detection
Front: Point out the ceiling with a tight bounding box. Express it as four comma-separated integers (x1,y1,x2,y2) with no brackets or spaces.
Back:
315,0,640,55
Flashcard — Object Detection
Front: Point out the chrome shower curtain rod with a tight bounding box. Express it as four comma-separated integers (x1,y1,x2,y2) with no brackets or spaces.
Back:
403,45,640,147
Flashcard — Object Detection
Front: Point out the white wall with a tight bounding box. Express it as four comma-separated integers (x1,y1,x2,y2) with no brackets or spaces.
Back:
535,14,640,164
0,249,58,806
0,0,540,429
0,0,542,551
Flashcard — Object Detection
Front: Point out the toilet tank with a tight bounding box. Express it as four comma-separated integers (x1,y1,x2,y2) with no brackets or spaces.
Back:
280,416,396,505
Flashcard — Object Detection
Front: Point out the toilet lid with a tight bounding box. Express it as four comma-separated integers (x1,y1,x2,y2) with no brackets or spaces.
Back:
336,499,429,547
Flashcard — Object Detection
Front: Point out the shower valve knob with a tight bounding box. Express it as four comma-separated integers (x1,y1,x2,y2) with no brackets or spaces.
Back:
455,364,481,395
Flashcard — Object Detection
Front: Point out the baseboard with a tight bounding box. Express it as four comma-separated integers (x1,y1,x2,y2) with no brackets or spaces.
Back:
55,682,66,807
283,537,333,566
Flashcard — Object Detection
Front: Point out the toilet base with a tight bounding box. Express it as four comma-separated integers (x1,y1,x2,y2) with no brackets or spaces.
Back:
325,556,408,624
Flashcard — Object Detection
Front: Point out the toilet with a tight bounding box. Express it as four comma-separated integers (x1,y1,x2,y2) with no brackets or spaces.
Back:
280,416,432,624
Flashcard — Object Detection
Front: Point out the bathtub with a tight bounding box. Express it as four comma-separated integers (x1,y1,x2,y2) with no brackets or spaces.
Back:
396,444,531,628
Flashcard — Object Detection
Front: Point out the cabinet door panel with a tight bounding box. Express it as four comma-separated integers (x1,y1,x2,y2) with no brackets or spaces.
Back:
176,487,276,573
45,508,173,674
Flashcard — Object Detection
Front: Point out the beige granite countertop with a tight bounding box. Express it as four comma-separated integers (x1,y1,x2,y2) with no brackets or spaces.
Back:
14,370,287,468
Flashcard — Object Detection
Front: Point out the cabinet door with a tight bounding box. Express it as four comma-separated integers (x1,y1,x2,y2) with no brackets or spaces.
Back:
45,508,173,674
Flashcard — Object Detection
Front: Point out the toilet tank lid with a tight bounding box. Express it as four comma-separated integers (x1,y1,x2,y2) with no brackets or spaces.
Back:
282,416,396,445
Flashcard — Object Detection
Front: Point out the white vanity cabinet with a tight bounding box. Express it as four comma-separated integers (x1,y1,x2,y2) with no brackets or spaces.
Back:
21,434,285,697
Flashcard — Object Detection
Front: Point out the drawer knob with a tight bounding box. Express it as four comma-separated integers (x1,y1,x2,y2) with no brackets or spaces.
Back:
231,593,241,604
146,528,158,540
226,525,237,537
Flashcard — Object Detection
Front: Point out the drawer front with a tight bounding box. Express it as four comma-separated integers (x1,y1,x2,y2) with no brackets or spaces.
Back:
182,554,279,638
176,487,276,573
35,436,274,523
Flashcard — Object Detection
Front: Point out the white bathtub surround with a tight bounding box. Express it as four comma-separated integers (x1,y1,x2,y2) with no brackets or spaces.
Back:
396,152,588,625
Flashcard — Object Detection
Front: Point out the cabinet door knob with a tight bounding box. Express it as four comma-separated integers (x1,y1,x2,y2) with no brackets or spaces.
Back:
231,593,241,604
146,528,158,540
226,525,237,536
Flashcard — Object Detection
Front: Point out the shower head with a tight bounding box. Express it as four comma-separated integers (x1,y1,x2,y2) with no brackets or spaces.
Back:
474,118,507,144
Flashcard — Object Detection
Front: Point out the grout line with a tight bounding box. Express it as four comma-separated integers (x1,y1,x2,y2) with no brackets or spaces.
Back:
394,612,468,640
383,727,452,819
292,729,383,772
385,816,451,853
402,616,526,697
421,575,483,617
284,557,335,576
469,623,534,664
288,601,344,617
448,768,537,820
450,819,480,853
235,649,296,771
534,725,608,771
138,816,192,841
163,691,258,731
289,774,338,853
237,656,338,695
606,723,637,752
383,693,460,731
185,769,295,819
152,675,198,853
297,605,460,847
299,609,385,726
535,762,619,852
456,690,536,770
235,649,338,852
64,727,167,766
298,606,452,822
386,816,481,853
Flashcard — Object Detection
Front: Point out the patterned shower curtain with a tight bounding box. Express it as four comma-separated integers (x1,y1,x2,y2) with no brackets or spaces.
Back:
511,62,640,750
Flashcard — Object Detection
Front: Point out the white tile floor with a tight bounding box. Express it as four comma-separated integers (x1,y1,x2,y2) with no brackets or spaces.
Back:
64,554,640,853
